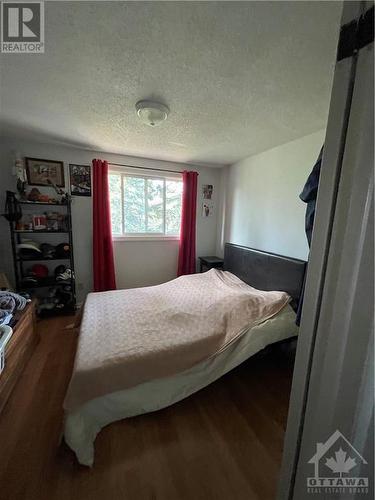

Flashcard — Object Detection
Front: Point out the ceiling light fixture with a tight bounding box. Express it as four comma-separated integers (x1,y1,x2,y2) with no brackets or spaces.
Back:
135,100,169,127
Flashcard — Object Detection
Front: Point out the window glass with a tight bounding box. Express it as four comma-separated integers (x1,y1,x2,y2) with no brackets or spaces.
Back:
166,180,183,235
109,171,182,237
109,174,122,235
146,178,164,233
123,176,146,233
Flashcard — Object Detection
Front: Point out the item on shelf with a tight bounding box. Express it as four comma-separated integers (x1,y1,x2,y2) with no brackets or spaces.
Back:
17,240,42,258
40,243,56,259
56,288,73,307
37,286,73,314
30,264,49,278
55,267,72,281
32,214,47,230
22,276,38,285
37,301,57,313
54,265,66,277
15,221,23,230
47,178,70,204
27,188,41,202
55,243,71,258
3,191,22,222
45,211,66,231
15,214,33,231
26,188,58,204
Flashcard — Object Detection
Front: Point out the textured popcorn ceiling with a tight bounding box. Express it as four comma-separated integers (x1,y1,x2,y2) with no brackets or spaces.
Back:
0,1,342,165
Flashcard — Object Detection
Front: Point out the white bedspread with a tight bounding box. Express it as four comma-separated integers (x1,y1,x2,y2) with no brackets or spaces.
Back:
64,305,298,466
64,269,290,412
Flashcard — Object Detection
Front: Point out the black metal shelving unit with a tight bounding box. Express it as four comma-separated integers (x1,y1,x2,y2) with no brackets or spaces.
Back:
9,198,76,316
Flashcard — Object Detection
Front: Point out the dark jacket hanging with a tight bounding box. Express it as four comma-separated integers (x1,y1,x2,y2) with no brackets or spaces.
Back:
296,146,323,325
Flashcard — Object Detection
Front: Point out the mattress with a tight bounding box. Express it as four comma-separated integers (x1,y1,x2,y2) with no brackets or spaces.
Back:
64,304,298,466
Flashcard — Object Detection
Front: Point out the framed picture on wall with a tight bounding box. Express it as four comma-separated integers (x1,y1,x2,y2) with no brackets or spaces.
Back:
202,202,214,217
25,157,65,187
69,164,91,196
202,184,213,199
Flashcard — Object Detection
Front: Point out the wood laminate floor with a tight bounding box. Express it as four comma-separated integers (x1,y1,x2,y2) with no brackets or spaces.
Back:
0,316,295,500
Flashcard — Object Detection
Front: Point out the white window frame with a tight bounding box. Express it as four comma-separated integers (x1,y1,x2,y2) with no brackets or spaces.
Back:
109,167,182,241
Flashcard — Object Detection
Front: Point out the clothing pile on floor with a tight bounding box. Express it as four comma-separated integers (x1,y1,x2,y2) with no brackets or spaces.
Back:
0,291,29,326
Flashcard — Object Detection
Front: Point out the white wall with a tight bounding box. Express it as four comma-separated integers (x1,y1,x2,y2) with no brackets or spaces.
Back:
0,138,222,300
222,130,325,260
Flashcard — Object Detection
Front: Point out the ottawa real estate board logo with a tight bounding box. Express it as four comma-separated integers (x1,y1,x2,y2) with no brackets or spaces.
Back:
307,430,369,495
1,1,44,53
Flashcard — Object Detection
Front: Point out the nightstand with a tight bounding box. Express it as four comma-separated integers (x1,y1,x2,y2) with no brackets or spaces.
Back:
199,256,224,273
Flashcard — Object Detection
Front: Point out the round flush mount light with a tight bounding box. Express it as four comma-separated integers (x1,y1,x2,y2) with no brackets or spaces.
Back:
135,100,169,127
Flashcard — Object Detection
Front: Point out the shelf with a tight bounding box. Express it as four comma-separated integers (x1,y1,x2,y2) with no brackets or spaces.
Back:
20,277,74,289
16,256,71,262
18,201,68,206
10,196,76,311
14,230,69,234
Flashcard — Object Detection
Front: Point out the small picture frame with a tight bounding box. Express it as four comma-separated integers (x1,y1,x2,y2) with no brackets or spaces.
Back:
25,157,65,187
69,164,91,196
203,184,213,200
202,202,214,217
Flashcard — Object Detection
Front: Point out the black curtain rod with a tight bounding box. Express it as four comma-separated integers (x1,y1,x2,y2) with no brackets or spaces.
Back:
109,162,182,174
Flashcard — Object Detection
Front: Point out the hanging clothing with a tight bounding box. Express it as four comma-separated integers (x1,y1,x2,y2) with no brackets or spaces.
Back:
300,147,324,246
92,159,117,292
177,171,198,276
296,146,324,325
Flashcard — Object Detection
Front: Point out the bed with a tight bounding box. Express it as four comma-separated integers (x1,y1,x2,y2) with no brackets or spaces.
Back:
64,243,306,466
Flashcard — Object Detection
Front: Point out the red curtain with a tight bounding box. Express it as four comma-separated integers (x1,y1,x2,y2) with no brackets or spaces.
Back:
92,159,117,292
177,170,198,276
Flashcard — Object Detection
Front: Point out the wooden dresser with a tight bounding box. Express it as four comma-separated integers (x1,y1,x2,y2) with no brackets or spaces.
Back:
0,299,39,413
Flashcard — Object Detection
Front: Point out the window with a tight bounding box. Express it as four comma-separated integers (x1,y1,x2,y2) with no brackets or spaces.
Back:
109,170,183,238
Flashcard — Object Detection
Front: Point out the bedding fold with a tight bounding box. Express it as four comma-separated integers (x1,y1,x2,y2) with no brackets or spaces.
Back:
64,269,290,411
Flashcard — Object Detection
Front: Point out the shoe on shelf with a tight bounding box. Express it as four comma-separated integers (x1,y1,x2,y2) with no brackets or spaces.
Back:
56,268,73,281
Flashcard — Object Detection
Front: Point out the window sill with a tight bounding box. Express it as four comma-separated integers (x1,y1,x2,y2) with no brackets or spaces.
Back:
113,235,180,242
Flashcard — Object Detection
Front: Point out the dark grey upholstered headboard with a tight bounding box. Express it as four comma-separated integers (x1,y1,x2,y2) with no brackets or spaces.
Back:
223,243,306,307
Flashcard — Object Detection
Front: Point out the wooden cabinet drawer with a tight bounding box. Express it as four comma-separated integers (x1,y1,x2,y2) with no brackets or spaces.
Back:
0,301,38,414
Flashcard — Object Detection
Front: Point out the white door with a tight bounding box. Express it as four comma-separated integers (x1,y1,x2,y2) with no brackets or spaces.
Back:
278,2,374,499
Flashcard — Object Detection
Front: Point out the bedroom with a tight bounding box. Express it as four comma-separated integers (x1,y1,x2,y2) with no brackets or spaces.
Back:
0,1,373,500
